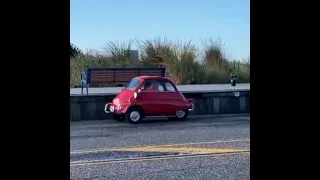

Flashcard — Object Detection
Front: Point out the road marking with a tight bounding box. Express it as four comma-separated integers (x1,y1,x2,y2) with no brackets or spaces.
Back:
70,151,250,166
117,147,245,154
70,139,250,154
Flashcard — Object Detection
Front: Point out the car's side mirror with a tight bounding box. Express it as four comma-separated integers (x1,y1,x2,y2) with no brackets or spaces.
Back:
120,88,124,91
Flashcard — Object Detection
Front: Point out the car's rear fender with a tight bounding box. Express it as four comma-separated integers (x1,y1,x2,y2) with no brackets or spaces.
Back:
173,100,194,111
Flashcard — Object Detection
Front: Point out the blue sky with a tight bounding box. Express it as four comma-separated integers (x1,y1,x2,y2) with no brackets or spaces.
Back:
70,0,250,60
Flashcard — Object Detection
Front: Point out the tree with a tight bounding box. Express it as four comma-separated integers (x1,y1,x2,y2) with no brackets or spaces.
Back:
70,43,81,58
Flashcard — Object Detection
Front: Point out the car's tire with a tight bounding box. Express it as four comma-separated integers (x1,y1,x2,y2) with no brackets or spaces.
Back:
125,107,144,124
168,109,188,121
113,114,125,121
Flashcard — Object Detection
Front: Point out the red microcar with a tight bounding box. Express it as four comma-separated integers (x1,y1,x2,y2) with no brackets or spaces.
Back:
104,76,194,124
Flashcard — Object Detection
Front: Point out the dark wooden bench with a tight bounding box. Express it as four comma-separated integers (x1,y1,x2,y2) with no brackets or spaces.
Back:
80,67,166,95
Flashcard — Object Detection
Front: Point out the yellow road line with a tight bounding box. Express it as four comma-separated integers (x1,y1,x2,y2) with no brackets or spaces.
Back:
117,147,245,154
70,151,250,167
71,139,250,154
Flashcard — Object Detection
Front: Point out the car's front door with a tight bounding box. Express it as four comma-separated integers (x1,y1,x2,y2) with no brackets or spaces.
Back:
136,80,170,116
159,80,182,115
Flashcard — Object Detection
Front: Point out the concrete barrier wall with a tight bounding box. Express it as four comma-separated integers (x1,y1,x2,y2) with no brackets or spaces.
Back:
70,90,250,121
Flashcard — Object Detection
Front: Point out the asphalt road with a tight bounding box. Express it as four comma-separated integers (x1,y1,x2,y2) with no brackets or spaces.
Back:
70,116,250,180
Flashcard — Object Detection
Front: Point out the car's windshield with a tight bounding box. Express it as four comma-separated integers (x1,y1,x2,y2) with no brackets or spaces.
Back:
125,78,141,89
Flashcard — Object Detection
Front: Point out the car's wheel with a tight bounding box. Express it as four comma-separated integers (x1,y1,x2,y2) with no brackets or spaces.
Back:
125,107,144,124
168,109,188,121
113,114,125,121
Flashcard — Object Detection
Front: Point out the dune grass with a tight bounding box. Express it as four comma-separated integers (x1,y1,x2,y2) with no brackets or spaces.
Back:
70,37,250,87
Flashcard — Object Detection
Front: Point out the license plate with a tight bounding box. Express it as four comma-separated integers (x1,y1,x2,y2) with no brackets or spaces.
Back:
110,106,114,112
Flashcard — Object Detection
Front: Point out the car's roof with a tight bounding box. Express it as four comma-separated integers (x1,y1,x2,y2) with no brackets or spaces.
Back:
135,76,169,81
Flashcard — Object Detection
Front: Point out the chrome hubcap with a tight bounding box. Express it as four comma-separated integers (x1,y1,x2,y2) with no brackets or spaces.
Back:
130,111,140,121
176,110,186,118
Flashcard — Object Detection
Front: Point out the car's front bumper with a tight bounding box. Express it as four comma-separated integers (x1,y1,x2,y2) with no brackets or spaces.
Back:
104,103,128,114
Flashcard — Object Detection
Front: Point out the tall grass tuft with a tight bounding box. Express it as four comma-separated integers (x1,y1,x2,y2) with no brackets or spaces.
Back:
70,37,250,87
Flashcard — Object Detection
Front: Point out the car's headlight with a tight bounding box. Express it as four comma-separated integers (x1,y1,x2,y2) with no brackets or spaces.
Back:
113,98,120,105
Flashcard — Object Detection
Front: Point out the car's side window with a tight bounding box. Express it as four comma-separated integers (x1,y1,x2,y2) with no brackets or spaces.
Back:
156,82,165,91
164,81,176,92
141,80,176,92
141,80,165,92
141,80,151,91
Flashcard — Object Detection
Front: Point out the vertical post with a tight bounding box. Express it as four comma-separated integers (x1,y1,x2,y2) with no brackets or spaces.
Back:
80,71,84,95
230,72,237,90
86,84,89,95
230,72,239,97
86,69,91,95
81,82,83,95
161,67,166,77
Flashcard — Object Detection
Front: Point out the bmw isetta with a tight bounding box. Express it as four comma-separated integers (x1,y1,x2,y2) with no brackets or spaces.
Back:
104,76,194,124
